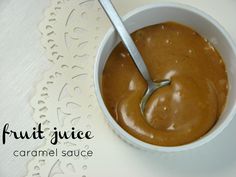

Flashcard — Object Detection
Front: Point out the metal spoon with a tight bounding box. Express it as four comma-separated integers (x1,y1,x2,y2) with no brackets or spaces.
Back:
99,0,171,113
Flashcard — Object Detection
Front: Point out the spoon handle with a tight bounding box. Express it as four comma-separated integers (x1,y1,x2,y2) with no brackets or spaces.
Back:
98,0,153,83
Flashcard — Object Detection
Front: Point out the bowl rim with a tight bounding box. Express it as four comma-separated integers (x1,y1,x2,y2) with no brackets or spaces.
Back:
94,2,236,152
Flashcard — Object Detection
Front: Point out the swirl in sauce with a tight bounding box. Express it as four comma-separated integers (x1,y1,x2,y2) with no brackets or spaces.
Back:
102,22,228,146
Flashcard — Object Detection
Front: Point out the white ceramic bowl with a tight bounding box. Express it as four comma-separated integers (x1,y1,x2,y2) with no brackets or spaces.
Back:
94,3,236,152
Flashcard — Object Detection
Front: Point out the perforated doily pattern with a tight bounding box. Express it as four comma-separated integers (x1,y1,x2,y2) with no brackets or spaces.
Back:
26,0,110,176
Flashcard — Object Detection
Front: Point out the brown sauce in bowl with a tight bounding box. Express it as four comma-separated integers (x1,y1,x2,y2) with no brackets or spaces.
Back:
102,22,228,146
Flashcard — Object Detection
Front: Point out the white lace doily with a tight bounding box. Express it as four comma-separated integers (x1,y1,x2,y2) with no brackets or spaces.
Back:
27,0,110,176
25,0,236,177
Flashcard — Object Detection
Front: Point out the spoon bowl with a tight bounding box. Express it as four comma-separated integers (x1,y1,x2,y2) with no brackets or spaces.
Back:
140,80,171,113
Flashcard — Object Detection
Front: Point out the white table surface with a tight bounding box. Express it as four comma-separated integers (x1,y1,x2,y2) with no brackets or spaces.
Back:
0,0,236,177
0,0,49,176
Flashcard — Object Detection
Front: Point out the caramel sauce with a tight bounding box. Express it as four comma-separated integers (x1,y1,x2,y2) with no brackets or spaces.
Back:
102,22,228,146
